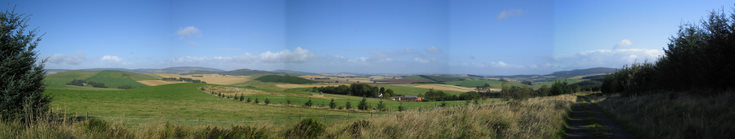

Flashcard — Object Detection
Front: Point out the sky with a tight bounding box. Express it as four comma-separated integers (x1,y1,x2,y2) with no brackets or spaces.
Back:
3,0,733,75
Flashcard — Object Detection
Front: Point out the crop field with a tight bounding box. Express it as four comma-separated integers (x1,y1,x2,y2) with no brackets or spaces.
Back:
412,84,476,92
154,73,251,85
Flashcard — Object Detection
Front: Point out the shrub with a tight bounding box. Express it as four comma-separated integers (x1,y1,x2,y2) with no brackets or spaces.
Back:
398,104,406,111
196,125,267,139
285,118,326,138
247,98,252,103
304,99,312,107
239,95,244,101
254,98,259,104
264,98,270,105
358,98,369,110
286,100,291,105
118,85,133,89
345,101,352,109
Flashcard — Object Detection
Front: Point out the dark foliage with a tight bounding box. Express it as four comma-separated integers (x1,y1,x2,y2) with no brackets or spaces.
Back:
285,118,325,138
0,8,51,122
603,8,735,95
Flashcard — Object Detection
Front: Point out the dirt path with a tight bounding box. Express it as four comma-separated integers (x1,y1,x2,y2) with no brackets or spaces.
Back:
565,95,632,139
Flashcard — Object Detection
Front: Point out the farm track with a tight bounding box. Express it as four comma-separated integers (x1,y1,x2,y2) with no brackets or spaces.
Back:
566,95,632,139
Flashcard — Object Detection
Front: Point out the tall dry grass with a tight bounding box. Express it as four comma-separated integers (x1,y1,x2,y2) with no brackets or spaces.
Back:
589,92,735,138
0,95,576,138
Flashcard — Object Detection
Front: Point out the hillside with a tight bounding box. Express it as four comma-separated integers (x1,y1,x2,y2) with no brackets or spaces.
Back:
45,70,159,89
254,75,318,84
546,67,617,78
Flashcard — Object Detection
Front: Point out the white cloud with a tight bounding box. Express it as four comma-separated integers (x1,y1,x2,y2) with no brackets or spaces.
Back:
615,39,633,49
172,47,314,64
426,46,440,53
101,55,122,62
413,57,430,63
497,9,525,21
177,26,201,40
47,53,86,65
555,48,664,69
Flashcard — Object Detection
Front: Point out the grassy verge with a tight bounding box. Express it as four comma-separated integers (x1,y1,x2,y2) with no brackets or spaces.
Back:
1,94,576,138
588,92,735,138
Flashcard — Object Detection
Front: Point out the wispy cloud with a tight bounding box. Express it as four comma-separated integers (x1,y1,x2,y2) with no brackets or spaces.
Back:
497,9,525,21
172,47,314,64
614,39,633,49
101,55,122,62
47,53,87,65
177,26,201,40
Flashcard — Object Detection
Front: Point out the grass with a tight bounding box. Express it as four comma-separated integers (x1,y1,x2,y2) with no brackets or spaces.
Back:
46,83,371,127
84,70,159,88
254,75,317,84
2,94,576,138
588,92,735,138
374,84,464,96
45,70,159,89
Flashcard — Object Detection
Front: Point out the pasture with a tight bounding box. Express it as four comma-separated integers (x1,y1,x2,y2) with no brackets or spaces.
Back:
154,73,251,85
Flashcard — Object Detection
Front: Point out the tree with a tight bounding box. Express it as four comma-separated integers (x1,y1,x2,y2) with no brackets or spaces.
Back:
304,99,313,107
1,9,51,122
247,98,252,103
329,99,336,109
264,98,270,105
239,95,244,101
255,98,259,104
376,100,386,111
357,98,369,110
440,101,447,107
286,99,291,105
345,101,352,109
398,103,406,112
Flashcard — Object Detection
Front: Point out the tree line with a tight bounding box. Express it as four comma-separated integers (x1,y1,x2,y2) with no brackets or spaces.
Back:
315,84,395,98
602,8,735,96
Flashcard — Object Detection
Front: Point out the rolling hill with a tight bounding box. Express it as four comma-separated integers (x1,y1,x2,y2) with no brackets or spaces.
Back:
45,70,159,89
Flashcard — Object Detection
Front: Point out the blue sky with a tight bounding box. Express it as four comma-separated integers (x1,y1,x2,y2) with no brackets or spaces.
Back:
4,0,733,75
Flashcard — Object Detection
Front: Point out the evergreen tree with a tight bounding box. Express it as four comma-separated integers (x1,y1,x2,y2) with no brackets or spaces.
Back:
255,98,259,104
247,98,252,103
358,98,369,110
376,100,386,111
239,95,244,101
398,103,406,112
0,9,51,122
287,99,291,105
264,98,270,105
329,99,336,109
345,101,352,109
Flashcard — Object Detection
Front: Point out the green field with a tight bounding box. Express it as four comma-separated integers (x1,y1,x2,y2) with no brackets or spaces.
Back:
45,70,158,89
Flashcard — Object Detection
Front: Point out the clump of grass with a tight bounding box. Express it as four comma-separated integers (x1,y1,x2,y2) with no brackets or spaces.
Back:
284,118,326,138
590,92,735,138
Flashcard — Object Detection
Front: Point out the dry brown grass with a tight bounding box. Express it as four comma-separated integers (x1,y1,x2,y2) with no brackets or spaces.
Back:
2,95,576,138
412,84,476,92
155,73,250,85
274,83,344,89
201,86,280,96
299,75,385,84
589,92,735,138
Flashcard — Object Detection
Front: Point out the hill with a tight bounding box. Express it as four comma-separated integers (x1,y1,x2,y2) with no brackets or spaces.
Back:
222,69,275,75
254,75,318,84
45,70,158,89
546,67,617,78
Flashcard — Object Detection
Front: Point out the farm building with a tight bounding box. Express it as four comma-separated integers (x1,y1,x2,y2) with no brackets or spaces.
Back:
390,96,423,102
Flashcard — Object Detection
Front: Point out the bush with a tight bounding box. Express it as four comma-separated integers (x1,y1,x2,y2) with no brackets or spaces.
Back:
376,100,386,111
304,99,313,107
285,118,326,138
264,98,270,105
254,98,259,104
118,85,133,89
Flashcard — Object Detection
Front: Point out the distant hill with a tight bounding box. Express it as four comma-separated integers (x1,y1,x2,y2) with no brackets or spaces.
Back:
272,69,318,75
546,67,617,78
221,69,275,75
45,70,159,89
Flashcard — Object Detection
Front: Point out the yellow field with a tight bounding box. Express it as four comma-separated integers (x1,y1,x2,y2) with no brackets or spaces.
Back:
299,75,397,84
412,84,476,92
154,73,250,85
274,83,345,89
136,80,182,86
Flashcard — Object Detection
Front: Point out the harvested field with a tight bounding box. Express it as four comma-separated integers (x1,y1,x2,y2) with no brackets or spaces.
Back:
136,80,182,86
300,75,381,84
274,83,345,89
155,73,250,85
412,84,476,92
201,86,280,96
